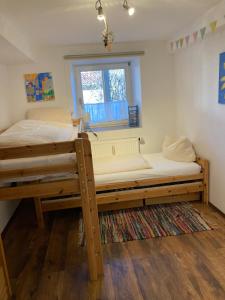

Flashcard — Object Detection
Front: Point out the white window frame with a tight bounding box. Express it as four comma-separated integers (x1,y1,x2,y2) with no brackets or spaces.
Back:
74,62,133,127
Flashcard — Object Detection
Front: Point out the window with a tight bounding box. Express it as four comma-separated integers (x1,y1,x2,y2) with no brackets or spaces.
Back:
75,63,131,127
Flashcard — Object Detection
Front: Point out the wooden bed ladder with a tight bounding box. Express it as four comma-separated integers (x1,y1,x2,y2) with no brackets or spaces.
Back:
75,137,104,281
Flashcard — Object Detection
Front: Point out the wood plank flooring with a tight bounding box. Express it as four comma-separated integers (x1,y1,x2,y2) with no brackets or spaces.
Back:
2,201,225,300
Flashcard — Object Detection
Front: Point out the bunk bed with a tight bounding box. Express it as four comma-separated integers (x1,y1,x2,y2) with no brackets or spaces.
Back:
0,118,209,283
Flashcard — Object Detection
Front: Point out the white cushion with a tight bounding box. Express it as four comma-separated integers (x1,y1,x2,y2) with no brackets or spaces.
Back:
93,154,151,175
26,107,72,124
162,136,196,162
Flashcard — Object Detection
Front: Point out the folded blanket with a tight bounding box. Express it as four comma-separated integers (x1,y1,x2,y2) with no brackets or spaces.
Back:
93,154,151,175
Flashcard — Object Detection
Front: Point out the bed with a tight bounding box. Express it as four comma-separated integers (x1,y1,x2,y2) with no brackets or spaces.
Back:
0,109,103,281
20,136,207,219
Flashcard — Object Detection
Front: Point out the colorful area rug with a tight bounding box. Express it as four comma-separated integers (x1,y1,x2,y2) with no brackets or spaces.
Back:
79,202,212,245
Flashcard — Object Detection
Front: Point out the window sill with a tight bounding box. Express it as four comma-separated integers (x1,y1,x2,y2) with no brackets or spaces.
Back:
89,125,140,132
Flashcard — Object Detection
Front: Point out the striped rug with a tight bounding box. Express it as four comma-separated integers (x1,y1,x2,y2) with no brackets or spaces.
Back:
79,202,212,245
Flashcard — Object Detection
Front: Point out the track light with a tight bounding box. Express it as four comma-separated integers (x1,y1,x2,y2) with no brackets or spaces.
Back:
95,0,105,21
123,0,135,16
95,0,136,50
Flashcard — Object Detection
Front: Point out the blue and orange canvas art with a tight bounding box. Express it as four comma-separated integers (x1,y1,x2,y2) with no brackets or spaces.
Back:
219,52,225,104
24,72,55,102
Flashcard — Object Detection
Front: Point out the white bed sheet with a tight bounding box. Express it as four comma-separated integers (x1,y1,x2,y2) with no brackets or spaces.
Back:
94,153,201,185
0,120,78,147
0,152,201,186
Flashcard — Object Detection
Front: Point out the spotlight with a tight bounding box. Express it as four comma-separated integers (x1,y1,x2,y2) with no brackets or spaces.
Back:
96,0,105,21
123,0,135,16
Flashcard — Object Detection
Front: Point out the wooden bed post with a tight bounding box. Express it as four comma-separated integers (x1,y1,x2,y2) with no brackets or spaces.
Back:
75,138,103,281
78,132,89,139
0,236,12,299
34,198,45,228
197,158,209,205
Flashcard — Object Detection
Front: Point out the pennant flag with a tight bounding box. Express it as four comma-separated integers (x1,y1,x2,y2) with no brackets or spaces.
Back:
210,21,217,33
193,31,198,42
176,40,180,49
180,38,184,48
185,35,190,46
200,27,207,39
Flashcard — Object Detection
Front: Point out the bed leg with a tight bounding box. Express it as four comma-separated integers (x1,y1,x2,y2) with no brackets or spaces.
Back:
197,158,209,205
75,138,103,281
203,160,209,205
34,198,45,228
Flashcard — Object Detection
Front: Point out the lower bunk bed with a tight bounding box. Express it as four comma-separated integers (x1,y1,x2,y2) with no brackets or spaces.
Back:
30,135,209,224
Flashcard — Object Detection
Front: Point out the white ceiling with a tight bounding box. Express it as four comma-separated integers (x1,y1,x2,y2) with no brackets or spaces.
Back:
0,0,221,46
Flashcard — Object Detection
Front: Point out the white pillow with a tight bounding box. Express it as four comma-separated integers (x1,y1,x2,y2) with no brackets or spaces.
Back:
162,136,196,162
93,154,151,175
26,107,72,124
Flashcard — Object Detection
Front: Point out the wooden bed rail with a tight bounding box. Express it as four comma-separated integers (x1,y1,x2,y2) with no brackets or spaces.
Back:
0,140,76,160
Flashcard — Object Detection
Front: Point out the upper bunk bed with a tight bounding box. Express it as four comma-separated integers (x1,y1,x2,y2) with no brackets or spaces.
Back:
0,107,103,281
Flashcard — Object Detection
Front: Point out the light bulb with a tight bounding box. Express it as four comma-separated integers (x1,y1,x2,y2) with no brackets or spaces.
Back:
97,6,105,21
97,14,105,21
128,7,135,16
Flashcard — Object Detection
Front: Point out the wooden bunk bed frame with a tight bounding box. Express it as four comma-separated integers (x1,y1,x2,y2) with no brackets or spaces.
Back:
0,137,103,282
31,133,209,221
0,132,209,284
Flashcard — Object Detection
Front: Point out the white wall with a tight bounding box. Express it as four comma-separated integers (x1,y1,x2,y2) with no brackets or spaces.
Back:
0,64,11,129
8,41,176,153
0,64,18,232
174,29,225,213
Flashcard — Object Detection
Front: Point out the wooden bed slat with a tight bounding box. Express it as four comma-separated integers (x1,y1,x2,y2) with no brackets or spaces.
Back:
0,163,77,180
95,173,204,191
0,141,76,160
96,182,204,204
0,179,80,201
42,196,81,212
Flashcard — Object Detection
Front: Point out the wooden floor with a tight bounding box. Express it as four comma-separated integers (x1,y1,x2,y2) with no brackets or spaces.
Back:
2,201,225,300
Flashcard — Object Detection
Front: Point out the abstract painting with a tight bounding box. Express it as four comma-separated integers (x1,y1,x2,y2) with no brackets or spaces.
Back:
219,52,225,104
24,72,55,102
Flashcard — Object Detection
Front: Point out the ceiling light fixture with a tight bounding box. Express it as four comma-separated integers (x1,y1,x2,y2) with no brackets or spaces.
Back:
95,0,135,50
123,0,135,16
95,0,105,21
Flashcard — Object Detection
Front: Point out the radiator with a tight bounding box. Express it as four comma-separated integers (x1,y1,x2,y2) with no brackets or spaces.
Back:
91,137,140,158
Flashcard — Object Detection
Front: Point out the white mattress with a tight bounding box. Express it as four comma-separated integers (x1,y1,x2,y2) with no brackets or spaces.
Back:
0,120,78,185
94,153,201,185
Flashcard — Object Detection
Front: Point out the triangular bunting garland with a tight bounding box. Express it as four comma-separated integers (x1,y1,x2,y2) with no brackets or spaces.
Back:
210,21,217,33
193,31,198,42
180,38,184,48
200,27,207,39
170,17,222,53
185,35,190,46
